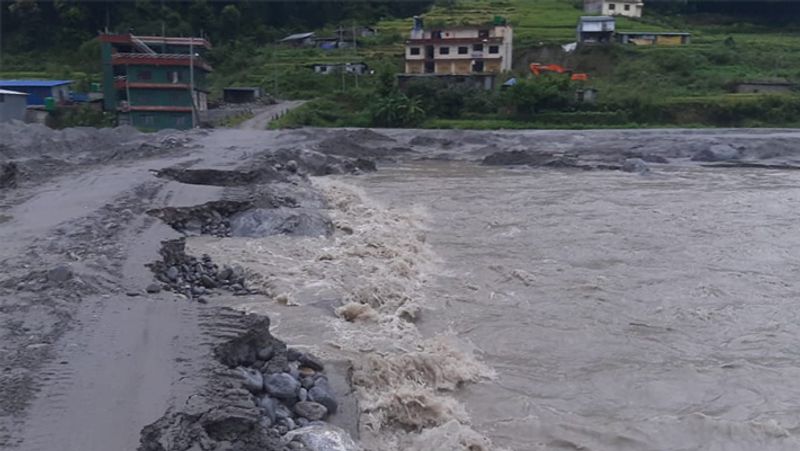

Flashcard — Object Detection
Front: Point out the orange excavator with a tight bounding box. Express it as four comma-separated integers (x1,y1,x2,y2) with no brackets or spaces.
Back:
529,63,589,81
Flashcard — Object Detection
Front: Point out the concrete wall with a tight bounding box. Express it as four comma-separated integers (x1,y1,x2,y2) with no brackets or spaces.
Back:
127,111,193,130
0,93,27,122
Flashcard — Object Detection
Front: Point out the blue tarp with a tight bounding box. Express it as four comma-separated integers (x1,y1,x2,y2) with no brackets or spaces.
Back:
0,80,71,87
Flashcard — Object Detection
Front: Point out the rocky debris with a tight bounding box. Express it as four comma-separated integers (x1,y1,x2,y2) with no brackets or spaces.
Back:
209,315,343,444
285,424,360,451
621,158,650,174
266,148,376,176
481,150,584,169
147,200,253,237
138,405,285,451
691,144,740,162
409,136,455,148
145,283,162,294
624,152,670,164
139,312,351,450
0,162,18,188
155,166,287,187
230,207,334,238
340,129,394,142
147,239,251,300
315,136,409,160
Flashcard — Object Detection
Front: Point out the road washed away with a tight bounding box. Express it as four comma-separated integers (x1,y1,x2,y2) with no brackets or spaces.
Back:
2,122,800,451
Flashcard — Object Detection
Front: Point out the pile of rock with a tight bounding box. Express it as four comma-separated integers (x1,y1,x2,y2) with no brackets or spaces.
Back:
147,200,252,238
213,316,341,443
148,238,251,301
247,349,338,435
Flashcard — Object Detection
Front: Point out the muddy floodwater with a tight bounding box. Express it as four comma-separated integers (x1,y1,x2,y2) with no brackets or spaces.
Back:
347,160,800,450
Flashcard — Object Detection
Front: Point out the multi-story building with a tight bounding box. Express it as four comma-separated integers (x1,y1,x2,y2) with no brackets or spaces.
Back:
585,0,644,18
401,17,512,90
99,33,212,130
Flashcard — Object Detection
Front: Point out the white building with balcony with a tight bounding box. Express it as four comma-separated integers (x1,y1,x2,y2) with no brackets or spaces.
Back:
403,18,513,78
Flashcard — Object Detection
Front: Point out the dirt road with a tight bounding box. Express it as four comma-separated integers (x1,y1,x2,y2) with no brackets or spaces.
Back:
238,100,306,130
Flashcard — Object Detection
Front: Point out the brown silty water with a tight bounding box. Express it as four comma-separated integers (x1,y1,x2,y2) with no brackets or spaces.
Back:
189,129,800,450
348,160,800,450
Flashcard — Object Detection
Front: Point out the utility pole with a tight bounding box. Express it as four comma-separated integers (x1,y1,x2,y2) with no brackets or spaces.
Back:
190,38,196,128
353,22,358,88
0,0,4,74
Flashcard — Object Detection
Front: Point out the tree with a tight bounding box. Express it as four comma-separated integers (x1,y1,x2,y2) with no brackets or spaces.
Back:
502,75,574,119
371,93,426,127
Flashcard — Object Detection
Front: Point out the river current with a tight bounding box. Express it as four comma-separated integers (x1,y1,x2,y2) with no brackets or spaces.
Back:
348,160,800,450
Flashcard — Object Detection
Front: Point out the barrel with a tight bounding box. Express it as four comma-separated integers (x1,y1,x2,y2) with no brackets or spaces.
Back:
44,97,56,111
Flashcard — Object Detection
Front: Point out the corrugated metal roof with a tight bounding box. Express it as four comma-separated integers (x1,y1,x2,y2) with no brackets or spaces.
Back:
280,32,315,42
0,89,29,96
0,80,72,87
580,16,615,21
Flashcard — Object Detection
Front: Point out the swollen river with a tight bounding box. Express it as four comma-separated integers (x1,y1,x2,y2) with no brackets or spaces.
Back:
192,128,800,450
348,160,800,450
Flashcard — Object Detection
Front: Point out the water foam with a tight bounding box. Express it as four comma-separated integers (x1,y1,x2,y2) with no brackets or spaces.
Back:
189,178,499,450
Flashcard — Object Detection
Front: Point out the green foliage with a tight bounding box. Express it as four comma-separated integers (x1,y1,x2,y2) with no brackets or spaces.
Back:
370,92,426,127
501,76,575,119
52,105,115,129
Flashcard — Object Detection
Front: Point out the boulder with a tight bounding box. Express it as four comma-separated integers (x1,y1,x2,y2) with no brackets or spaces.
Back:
230,207,334,238
298,353,325,372
308,383,338,414
691,144,739,162
263,373,300,399
285,424,359,451
259,396,277,422
47,264,73,283
621,158,650,174
237,367,264,394
294,401,328,421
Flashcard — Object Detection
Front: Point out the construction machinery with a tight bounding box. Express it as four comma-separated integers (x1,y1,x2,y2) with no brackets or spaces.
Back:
529,63,589,81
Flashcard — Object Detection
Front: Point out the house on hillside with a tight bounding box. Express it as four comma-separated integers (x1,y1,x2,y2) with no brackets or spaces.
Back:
280,32,316,47
99,33,212,130
223,87,262,104
399,16,513,90
0,89,28,122
0,80,72,106
616,31,691,45
585,0,643,18
577,16,615,43
311,62,369,75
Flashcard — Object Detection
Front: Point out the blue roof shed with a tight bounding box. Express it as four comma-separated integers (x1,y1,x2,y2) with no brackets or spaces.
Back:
0,80,72,106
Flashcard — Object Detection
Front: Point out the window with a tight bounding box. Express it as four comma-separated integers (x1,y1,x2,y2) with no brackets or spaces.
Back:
608,3,616,9
170,71,180,83
472,60,484,72
137,70,152,81
473,43,483,52
439,46,450,55
432,30,442,39
176,116,187,127
478,29,489,38
143,115,155,126
624,4,630,10
410,47,421,55
458,46,468,54
489,45,499,54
